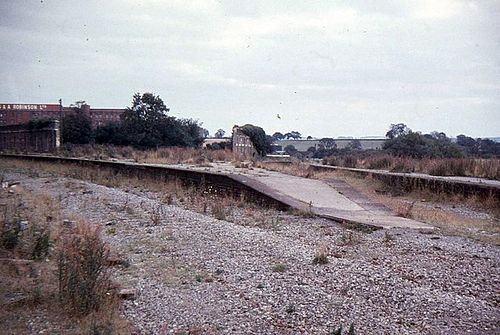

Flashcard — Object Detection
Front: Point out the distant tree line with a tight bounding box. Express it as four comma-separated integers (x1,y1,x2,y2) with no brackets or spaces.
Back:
271,131,301,141
383,123,499,158
61,93,207,148
270,123,499,159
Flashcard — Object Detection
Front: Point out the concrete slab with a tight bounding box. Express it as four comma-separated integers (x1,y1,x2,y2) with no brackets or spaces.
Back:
244,173,433,230
256,173,364,211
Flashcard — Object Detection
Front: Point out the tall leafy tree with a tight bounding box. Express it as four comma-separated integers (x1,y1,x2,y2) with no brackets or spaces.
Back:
385,123,410,139
319,137,336,149
271,132,285,141
121,93,170,147
61,111,92,144
94,122,128,145
215,129,226,138
119,92,204,148
284,131,301,139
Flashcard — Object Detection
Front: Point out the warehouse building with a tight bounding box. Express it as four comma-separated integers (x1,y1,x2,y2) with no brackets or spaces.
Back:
0,102,125,128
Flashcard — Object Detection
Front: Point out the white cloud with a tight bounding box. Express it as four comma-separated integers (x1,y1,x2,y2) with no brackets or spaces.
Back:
412,0,472,19
0,0,498,137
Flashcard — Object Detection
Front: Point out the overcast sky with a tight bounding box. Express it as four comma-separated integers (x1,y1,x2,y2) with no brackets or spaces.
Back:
1,0,499,138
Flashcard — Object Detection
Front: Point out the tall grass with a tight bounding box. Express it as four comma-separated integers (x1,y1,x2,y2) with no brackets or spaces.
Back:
58,220,110,316
58,144,236,165
323,153,500,180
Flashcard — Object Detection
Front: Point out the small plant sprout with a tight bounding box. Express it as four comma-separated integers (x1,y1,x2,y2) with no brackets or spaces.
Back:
272,263,288,273
151,205,162,225
383,231,395,245
313,245,329,265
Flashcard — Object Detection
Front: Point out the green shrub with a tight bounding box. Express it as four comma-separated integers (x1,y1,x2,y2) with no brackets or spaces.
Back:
32,231,51,260
331,323,356,335
1,227,19,250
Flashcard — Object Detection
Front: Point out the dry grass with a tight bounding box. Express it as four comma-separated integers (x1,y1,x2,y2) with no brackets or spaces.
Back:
324,153,500,180
0,158,279,227
256,160,315,178
57,220,111,316
316,169,500,244
58,144,237,166
0,181,131,334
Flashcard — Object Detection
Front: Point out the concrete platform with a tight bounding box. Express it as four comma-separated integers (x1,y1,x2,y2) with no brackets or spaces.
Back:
178,162,433,230
238,171,433,230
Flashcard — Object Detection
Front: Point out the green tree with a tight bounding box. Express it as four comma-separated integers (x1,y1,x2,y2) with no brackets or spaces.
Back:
347,139,362,150
215,129,226,138
120,92,204,148
239,124,272,155
61,112,92,144
121,93,169,147
385,123,410,139
272,132,285,141
384,131,463,158
319,137,336,150
285,131,301,140
284,144,298,155
94,123,128,145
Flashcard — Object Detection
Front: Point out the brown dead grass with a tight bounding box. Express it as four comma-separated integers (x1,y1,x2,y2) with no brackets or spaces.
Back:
323,154,500,180
256,160,314,178
321,170,500,244
58,144,237,166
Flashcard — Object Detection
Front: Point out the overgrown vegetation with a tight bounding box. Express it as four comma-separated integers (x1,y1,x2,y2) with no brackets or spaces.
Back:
0,182,129,333
269,123,499,180
318,123,499,180
58,144,236,165
383,125,464,158
58,221,110,316
62,111,92,144
323,154,500,180
0,158,287,229
239,123,273,156
61,92,207,149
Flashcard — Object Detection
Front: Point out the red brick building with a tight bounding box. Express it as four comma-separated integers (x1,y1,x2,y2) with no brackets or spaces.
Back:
0,102,125,128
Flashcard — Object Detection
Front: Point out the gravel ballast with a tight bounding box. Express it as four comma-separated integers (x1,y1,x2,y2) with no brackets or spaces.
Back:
3,171,499,334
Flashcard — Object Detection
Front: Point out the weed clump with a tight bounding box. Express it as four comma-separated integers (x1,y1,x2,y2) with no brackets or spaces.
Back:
32,230,51,260
331,323,356,335
383,231,395,245
272,263,288,273
211,201,227,220
1,226,20,250
312,246,329,265
57,221,110,316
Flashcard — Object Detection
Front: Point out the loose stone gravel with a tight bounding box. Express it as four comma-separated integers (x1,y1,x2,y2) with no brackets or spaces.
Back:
3,171,499,335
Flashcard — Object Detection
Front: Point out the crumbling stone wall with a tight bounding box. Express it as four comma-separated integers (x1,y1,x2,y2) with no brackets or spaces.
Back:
232,126,257,158
0,121,60,153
